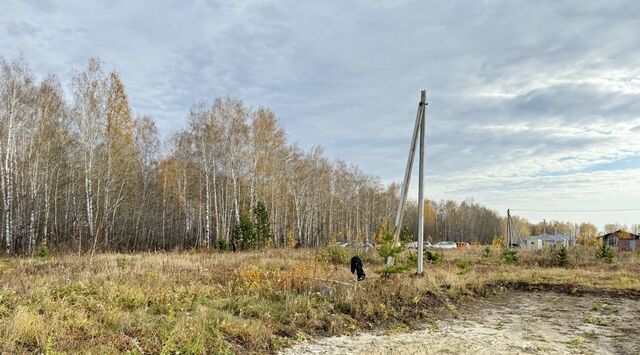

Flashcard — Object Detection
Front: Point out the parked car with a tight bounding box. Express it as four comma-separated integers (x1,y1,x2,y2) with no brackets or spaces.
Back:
406,241,433,250
332,242,350,248
456,242,471,249
433,241,457,249
406,241,418,249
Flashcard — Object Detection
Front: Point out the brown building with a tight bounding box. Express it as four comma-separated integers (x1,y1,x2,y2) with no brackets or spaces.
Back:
598,230,640,251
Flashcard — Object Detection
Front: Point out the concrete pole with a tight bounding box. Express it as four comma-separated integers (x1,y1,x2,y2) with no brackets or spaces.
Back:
387,93,424,266
507,209,511,249
417,90,426,274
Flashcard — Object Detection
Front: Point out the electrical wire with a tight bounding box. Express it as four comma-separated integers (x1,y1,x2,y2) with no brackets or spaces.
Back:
510,208,640,213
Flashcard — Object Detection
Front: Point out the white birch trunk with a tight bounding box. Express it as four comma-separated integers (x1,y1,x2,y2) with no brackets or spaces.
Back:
161,170,167,250
231,168,240,223
85,152,96,255
3,119,14,255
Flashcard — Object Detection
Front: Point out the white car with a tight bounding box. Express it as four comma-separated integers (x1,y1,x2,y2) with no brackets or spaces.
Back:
406,241,433,249
332,242,350,248
406,241,418,249
433,241,457,249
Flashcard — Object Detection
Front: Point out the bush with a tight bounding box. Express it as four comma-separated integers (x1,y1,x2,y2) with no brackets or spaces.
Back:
284,229,297,249
217,238,229,252
596,243,614,263
35,243,49,258
425,250,443,264
577,235,601,247
491,235,506,248
408,252,418,266
502,249,519,264
316,246,350,265
482,246,491,258
557,245,569,267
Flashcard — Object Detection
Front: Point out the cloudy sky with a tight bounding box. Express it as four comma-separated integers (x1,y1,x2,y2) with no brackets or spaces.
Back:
3,0,640,229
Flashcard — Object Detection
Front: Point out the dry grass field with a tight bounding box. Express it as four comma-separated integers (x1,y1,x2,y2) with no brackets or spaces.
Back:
1,246,639,354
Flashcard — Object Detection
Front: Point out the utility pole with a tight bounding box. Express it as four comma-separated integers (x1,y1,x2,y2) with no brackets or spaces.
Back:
507,209,511,249
417,91,426,274
388,90,427,275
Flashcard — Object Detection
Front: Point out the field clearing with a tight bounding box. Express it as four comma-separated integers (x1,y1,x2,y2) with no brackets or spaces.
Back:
1,246,639,354
284,291,640,354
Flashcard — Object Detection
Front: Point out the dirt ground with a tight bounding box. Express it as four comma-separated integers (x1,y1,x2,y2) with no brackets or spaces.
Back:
282,291,640,355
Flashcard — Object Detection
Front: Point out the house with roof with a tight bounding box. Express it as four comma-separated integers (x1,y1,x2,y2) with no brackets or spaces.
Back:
598,230,640,251
522,233,569,250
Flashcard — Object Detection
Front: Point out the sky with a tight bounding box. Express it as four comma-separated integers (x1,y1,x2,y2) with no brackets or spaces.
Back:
2,0,640,229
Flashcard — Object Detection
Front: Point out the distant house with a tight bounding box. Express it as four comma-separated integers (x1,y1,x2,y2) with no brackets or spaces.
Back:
522,233,569,250
598,230,640,251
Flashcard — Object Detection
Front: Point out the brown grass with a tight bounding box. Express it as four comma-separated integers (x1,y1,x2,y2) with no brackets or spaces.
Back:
0,246,638,354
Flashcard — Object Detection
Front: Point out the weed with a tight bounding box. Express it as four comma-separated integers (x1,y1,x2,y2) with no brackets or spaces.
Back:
592,301,619,314
427,322,439,332
456,259,471,275
583,314,611,326
425,250,443,264
116,256,135,270
536,345,550,352
567,336,583,347
445,303,458,316
0,247,637,353
583,330,598,339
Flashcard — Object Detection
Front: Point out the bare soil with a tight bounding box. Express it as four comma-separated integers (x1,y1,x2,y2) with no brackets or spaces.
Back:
282,291,640,354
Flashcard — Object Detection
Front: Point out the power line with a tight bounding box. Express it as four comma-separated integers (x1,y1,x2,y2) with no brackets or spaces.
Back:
510,208,640,213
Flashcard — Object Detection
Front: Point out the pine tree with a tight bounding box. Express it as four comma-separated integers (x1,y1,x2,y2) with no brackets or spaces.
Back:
596,243,614,263
253,201,271,248
376,219,407,278
238,212,256,250
557,244,569,266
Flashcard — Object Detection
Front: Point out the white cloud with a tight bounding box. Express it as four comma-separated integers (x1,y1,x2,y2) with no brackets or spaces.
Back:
2,0,640,227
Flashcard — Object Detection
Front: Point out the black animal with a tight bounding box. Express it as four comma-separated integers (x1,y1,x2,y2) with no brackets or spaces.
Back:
350,256,366,281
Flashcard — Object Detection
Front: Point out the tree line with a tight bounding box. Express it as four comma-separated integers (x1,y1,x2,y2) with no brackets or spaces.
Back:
1,56,409,255
7,56,624,256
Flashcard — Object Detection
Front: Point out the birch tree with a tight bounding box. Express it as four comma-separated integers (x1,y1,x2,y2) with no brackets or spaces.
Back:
0,57,35,254
71,58,108,255
104,71,138,249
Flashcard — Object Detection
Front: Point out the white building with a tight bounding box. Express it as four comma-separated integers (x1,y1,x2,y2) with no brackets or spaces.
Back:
522,233,568,250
